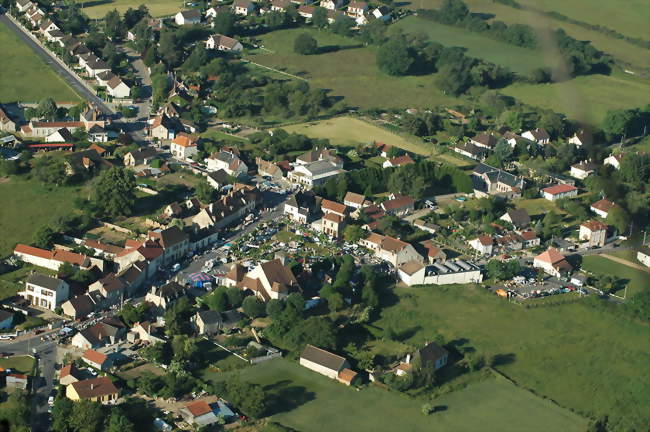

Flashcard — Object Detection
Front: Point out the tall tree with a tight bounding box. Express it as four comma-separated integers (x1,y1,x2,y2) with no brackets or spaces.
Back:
377,38,414,76
92,167,136,217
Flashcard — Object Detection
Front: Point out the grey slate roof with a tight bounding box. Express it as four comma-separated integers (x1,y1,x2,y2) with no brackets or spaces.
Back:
27,273,64,291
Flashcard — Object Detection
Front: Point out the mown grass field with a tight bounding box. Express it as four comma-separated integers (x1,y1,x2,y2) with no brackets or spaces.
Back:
205,358,587,432
0,177,84,257
74,0,180,19
372,285,650,431
501,72,650,126
0,356,36,374
581,255,649,297
0,22,80,103
392,16,549,75
246,28,462,110
411,0,650,72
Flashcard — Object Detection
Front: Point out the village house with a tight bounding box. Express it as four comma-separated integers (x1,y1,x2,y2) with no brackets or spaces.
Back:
82,349,111,370
192,310,223,335
13,244,93,271
579,220,608,248
398,259,483,286
469,235,494,256
180,401,219,427
381,194,415,216
114,240,164,277
382,154,415,168
270,0,291,11
106,76,130,99
16,0,34,13
319,213,346,238
206,169,232,189
123,147,158,166
256,157,285,180
66,377,119,404
321,0,346,9
59,364,84,386
39,19,59,33
470,132,498,149
499,208,531,230
238,259,300,301
191,184,261,231
414,219,439,235
471,163,524,198
0,106,16,132
296,147,342,166
45,127,74,143
170,133,198,161
503,131,533,148
20,273,69,311
453,142,488,161
175,9,202,25
144,282,186,310
300,344,353,381
343,191,366,209
88,273,126,306
636,247,650,267
533,247,573,277
590,198,618,219
520,230,541,248
147,226,190,266
541,184,578,201
289,160,346,189
570,161,598,180
232,0,256,15
61,294,98,319
6,374,28,390
568,130,593,147
206,150,248,176
149,114,176,140
71,318,126,349
321,199,347,218
419,240,446,264
522,128,550,145
284,191,319,223
206,34,243,52
603,153,623,170
359,233,423,268
127,321,165,344
346,0,368,17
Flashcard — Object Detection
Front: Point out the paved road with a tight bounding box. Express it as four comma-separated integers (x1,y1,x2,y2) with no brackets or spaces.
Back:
0,13,113,115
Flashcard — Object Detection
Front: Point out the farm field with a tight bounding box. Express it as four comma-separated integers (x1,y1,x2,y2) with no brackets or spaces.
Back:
0,177,84,257
0,22,80,103
501,72,650,126
391,16,549,75
74,0,180,19
581,255,649,297
246,28,462,110
206,358,587,432
411,0,650,72
372,284,650,431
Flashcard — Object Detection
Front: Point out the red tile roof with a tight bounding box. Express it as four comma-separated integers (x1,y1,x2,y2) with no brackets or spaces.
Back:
321,199,347,215
542,184,578,195
14,244,53,259
185,400,212,417
387,154,415,167
581,220,608,232
535,247,566,264
83,349,108,365
590,198,617,213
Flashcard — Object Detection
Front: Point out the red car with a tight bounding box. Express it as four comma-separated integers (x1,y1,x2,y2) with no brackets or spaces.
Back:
34,329,44,335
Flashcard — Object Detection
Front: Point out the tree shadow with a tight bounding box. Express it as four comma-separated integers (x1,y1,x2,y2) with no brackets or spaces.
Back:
434,405,448,413
263,380,316,415
491,353,517,366
316,44,363,54
397,325,421,342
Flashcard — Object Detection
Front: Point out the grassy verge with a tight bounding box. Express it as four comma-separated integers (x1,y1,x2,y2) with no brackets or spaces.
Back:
0,22,80,103
371,284,650,430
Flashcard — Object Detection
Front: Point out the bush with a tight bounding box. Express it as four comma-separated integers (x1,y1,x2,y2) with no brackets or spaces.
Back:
293,33,318,55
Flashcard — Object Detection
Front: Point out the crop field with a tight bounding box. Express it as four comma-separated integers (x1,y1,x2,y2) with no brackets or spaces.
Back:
206,358,587,432
0,177,83,257
501,72,650,126
246,28,462,110
372,284,650,431
0,22,80,103
74,0,180,19
391,16,548,75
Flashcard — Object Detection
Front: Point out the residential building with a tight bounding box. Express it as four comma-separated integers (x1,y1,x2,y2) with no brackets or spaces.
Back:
205,34,243,52
533,247,573,277
416,342,449,370
175,9,202,25
123,147,158,166
206,150,248,176
192,310,223,335
6,374,28,390
0,106,17,132
346,0,368,17
359,233,423,268
82,349,111,370
568,130,593,147
603,153,623,170
398,259,483,286
66,377,119,404
321,0,346,9
499,209,531,229
520,230,540,248
106,77,130,98
321,199,347,218
419,240,446,264
170,133,198,161
579,220,608,247
297,5,315,18
320,213,345,238
414,220,440,235
470,132,498,149
240,259,300,301
13,244,92,271
381,194,415,216
114,239,164,277
20,273,69,311
150,114,176,140
71,318,126,349
590,198,618,218
382,154,415,168
636,247,650,268
469,235,493,255
147,226,190,265
127,321,166,344
180,401,219,427
300,344,350,379
453,142,488,161
522,128,550,145
144,282,185,310
88,273,125,307
284,191,319,223
471,163,524,198
16,0,34,13
295,148,342,166
232,0,256,15
288,160,345,189
343,192,366,209
59,364,83,386
191,184,261,230
541,184,578,201
45,127,74,143
61,294,97,319
570,161,598,180
256,157,284,180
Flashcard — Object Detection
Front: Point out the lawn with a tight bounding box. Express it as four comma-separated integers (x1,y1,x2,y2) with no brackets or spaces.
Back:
0,22,80,103
0,177,84,257
205,358,587,431
74,0,180,19
581,255,649,297
512,197,564,217
372,284,650,431
280,116,434,156
0,356,36,374
392,16,549,75
502,72,650,126
246,28,462,110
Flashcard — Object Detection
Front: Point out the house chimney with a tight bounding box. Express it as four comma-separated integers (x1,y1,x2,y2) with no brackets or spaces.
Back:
90,383,95,390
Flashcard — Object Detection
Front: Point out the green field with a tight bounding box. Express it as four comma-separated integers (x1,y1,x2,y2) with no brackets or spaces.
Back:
502,72,650,126
0,177,84,257
0,22,80,103
74,0,180,19
512,197,564,217
0,356,36,375
372,285,650,431
247,28,462,110
206,358,586,431
581,255,649,297
392,16,549,75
